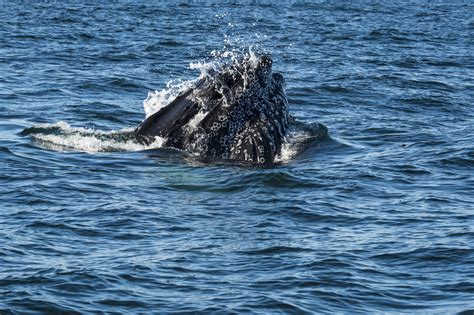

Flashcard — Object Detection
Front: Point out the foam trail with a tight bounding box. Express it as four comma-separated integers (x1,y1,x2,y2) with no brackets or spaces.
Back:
28,121,164,153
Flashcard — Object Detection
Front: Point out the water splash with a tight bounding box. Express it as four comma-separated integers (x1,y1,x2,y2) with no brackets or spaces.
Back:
142,49,259,119
143,79,195,118
276,123,329,163
25,121,164,153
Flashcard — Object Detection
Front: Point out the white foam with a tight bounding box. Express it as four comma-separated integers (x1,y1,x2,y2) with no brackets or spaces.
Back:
143,79,195,118
34,133,140,152
186,110,208,131
30,122,164,153
276,142,298,163
247,48,259,67
36,121,135,136
275,131,311,163
189,61,216,79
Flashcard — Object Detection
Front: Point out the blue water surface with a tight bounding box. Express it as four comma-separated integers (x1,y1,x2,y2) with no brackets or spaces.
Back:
1,2,473,314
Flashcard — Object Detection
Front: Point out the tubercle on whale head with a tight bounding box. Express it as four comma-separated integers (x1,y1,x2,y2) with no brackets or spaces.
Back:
257,55,272,70
242,54,274,85
255,55,274,82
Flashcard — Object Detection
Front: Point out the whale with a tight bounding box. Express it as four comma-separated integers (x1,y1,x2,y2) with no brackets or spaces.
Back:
134,54,290,165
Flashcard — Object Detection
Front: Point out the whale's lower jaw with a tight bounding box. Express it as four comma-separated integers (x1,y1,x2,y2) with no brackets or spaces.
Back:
134,55,290,165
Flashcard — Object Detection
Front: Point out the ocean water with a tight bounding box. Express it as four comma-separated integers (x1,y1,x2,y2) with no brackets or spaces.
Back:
1,2,474,313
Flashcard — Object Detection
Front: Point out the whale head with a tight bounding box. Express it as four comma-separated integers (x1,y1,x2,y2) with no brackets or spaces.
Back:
135,54,290,165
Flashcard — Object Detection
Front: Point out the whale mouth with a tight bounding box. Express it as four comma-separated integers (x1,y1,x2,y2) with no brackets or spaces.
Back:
133,53,291,165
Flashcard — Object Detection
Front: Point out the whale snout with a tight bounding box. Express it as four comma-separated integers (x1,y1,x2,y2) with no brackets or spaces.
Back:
258,55,272,69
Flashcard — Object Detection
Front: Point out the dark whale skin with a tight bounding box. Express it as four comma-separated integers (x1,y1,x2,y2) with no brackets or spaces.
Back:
135,55,290,165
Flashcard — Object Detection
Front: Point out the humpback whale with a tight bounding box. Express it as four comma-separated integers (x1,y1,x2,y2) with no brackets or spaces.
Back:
134,54,290,165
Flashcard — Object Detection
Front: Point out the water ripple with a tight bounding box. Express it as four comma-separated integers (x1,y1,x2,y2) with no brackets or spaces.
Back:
1,2,473,314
